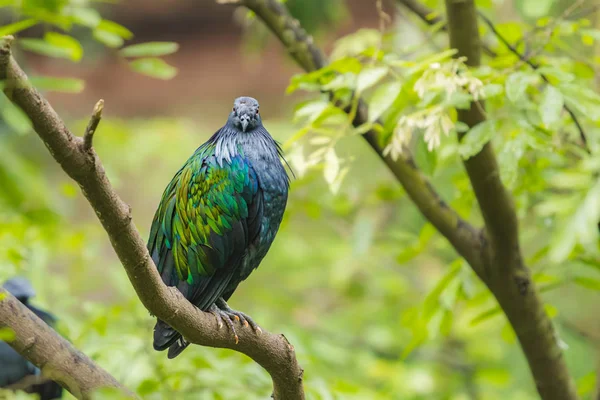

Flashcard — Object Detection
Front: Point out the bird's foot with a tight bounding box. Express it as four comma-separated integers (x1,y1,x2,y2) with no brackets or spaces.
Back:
209,303,240,344
216,298,262,334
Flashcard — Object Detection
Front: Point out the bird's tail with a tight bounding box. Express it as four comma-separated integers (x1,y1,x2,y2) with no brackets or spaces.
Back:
153,320,191,358
167,337,190,359
153,320,180,351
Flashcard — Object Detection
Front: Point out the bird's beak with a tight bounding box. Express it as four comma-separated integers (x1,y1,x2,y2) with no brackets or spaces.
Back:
241,116,249,132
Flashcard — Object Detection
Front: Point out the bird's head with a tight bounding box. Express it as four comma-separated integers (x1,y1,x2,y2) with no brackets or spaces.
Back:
229,96,261,133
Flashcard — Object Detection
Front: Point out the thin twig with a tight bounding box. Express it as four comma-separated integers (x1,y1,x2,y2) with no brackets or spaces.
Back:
83,99,104,151
477,11,590,153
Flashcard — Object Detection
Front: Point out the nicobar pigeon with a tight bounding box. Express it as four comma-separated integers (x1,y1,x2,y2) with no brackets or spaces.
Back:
0,277,63,400
148,97,291,358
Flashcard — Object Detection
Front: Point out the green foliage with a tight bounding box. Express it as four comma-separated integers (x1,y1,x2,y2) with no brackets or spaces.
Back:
0,0,179,92
1,1,600,399
282,1,600,397
129,58,178,80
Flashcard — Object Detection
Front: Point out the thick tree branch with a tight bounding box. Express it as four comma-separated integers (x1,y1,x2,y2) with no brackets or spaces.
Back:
444,1,518,275
444,1,578,399
231,0,485,275
0,289,130,399
0,36,304,400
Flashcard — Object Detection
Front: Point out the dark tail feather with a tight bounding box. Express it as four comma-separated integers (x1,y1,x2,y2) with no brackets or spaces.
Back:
153,320,180,351
167,337,190,359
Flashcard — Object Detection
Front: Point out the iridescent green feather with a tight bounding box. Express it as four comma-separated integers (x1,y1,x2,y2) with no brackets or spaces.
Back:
148,143,254,284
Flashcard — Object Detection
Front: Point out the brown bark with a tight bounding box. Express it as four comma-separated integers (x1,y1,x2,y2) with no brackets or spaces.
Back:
0,289,131,399
444,1,578,399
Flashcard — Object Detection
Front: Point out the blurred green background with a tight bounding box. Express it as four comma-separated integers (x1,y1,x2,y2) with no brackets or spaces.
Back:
1,0,600,399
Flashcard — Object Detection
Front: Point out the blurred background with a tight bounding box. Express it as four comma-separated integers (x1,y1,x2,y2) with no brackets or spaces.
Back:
1,0,600,399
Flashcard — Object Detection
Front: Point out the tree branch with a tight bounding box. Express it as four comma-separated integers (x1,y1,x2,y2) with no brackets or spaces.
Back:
83,99,104,152
395,0,497,57
443,1,578,399
231,0,485,275
229,0,582,398
0,35,304,400
0,289,131,399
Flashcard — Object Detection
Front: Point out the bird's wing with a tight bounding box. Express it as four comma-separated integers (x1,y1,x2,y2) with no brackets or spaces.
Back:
148,148,262,310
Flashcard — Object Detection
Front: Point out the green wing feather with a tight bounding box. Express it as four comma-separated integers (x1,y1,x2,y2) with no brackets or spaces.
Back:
148,144,256,294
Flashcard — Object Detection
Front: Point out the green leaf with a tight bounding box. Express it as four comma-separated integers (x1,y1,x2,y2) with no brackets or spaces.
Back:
368,81,401,122
573,276,600,291
539,85,563,128
560,83,600,121
70,7,102,28
44,32,83,62
293,100,329,123
422,262,461,320
577,371,597,397
30,76,85,93
493,22,523,44
19,35,81,61
328,57,363,74
97,19,133,39
536,66,575,83
119,42,179,58
505,71,537,103
330,29,380,60
476,368,511,387
323,147,340,187
321,73,356,91
1,101,31,135
470,306,501,326
129,58,178,80
481,83,503,99
137,379,160,396
414,134,437,175
93,29,124,48
312,104,346,126
0,19,38,36
501,322,516,344
522,0,553,19
356,66,388,93
548,221,578,262
458,120,496,159
544,303,558,319
498,133,527,189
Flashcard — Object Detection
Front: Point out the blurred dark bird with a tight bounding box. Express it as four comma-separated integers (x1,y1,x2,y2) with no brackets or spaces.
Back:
148,97,290,358
0,277,63,400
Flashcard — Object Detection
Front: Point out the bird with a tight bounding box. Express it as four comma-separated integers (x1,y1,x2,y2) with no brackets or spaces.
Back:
147,96,291,358
0,277,63,400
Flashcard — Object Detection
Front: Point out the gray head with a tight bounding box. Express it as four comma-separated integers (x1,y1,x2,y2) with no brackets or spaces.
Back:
3,277,35,302
229,96,261,133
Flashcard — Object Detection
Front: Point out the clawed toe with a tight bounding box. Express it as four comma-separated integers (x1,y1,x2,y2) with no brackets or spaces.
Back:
209,304,239,343
215,298,263,336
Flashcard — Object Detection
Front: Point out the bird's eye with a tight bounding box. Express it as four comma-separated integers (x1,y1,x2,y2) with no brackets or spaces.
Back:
256,108,259,114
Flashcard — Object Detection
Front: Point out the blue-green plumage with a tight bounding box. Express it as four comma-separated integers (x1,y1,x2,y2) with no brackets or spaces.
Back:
148,97,289,358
